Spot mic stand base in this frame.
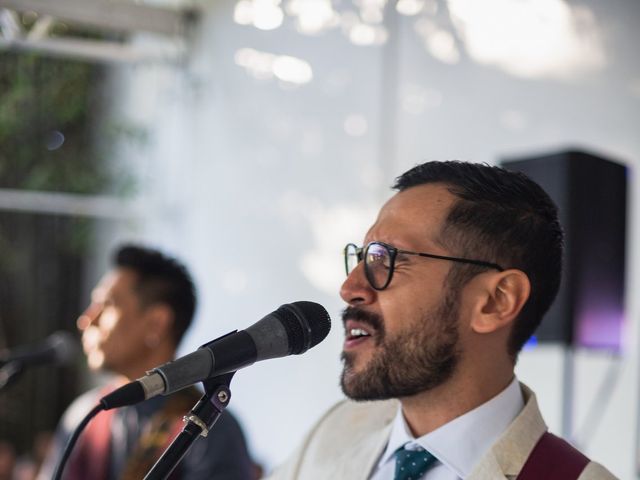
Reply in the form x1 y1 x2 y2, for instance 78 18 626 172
143 372 235 480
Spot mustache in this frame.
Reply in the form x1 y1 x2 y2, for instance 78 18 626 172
341 306 384 333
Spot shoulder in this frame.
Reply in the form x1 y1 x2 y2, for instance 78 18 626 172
203 409 250 446
487 384 618 480
579 462 619 480
310 398 398 438
287 397 398 455
488 383 548 462
266 398 398 480
513 386 618 479
35 386 105 480
58 386 104 434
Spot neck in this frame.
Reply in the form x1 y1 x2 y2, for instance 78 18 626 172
399 362 515 437
118 343 176 381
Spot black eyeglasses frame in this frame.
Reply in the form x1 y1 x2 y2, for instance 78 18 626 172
344 241 504 291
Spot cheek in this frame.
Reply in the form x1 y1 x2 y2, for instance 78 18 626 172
99 311 119 333
379 288 444 334
82 326 102 351
383 281 427 305
378 295 415 334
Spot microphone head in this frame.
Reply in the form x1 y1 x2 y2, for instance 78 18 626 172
273 301 331 354
1 331 80 367
245 301 332 361
46 331 80 366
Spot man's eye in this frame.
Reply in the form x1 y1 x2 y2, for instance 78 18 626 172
368 254 387 264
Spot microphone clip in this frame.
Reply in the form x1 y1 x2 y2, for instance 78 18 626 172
143 372 236 480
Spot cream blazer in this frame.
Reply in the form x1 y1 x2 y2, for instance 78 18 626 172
266 385 616 480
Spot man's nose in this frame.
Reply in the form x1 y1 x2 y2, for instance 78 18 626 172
340 262 376 306
76 302 102 331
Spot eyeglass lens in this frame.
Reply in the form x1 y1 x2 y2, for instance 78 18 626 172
344 244 360 276
364 242 392 289
344 242 394 290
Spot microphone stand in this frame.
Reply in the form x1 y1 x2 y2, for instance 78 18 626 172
143 372 236 480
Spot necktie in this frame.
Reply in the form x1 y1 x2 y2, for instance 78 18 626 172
393 444 437 480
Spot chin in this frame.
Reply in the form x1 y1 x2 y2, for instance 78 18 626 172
339 368 373 400
86 352 105 371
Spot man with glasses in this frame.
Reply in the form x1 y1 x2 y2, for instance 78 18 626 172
268 161 615 479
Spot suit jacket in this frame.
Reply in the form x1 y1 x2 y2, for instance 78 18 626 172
267 384 616 480
38 385 254 480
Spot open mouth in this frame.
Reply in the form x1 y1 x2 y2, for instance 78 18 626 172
347 327 371 340
344 321 375 349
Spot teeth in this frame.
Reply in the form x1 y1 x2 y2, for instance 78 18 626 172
349 328 370 337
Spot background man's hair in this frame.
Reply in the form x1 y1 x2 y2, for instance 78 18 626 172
394 160 564 358
114 244 196 346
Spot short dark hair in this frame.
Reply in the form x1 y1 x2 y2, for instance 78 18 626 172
114 244 196 346
394 161 563 358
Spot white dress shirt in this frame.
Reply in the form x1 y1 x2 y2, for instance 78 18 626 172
369 377 524 480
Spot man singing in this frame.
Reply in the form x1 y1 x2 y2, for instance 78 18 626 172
269 161 616 479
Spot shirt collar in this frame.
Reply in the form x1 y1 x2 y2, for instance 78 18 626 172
377 377 524 477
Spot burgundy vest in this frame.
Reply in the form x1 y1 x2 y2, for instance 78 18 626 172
517 432 590 480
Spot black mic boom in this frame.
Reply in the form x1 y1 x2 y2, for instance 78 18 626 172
0 331 78 368
0 331 79 390
101 301 331 409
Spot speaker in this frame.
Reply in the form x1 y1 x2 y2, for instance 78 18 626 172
501 150 627 351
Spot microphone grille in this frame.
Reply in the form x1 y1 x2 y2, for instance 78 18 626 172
47 331 80 366
275 301 331 354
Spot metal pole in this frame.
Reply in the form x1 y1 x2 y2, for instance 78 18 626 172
561 346 574 443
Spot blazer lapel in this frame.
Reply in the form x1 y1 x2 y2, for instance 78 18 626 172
467 453 510 480
468 384 547 480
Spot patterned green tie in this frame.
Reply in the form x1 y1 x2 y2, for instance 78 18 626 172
393 444 437 480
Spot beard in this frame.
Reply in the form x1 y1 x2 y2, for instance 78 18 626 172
340 284 461 401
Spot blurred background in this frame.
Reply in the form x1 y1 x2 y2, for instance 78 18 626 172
0 0 639 478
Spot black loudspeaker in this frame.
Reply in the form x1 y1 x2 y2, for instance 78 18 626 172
501 150 627 351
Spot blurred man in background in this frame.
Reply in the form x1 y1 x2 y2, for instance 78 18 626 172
39 244 254 480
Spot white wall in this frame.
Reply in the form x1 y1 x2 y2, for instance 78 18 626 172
100 0 640 477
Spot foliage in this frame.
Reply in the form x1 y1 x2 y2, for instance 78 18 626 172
0 50 135 195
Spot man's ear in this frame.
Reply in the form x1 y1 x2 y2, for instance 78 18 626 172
470 269 531 334
142 304 174 347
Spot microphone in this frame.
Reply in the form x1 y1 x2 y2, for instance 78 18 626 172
0 331 79 390
101 301 331 409
0 331 79 368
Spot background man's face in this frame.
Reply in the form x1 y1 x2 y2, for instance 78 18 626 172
340 184 465 400
77 268 152 377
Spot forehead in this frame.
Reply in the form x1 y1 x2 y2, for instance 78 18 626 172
366 183 456 248
91 268 138 302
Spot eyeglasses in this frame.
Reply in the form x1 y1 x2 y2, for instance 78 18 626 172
344 241 504 291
